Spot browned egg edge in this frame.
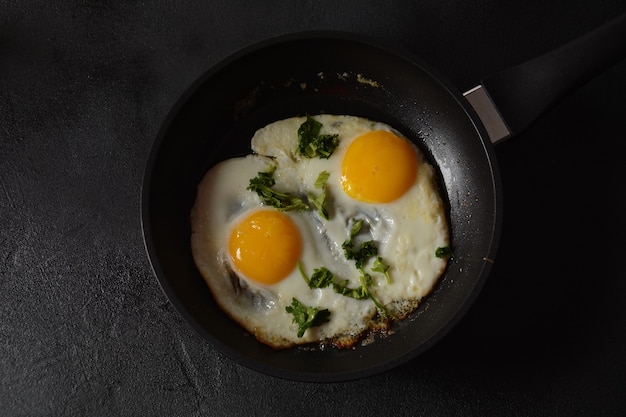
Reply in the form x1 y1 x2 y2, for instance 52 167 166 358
208 261 445 351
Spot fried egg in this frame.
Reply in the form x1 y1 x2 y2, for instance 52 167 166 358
190 115 450 349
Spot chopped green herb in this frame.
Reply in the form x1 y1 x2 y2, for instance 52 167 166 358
299 263 368 299
349 219 364 237
297 115 339 159
297 261 310 285
285 298 331 337
249 165 276 187
308 267 335 289
247 167 309 211
299 263 390 317
435 246 454 259
307 191 329 220
359 271 373 288
332 279 369 300
343 239 378 270
357 271 389 317
342 218 379 269
307 171 331 220
314 171 330 189
372 256 391 283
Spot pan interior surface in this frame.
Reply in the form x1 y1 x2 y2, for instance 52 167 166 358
141 32 502 382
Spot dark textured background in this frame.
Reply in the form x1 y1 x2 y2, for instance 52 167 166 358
2 1 625 416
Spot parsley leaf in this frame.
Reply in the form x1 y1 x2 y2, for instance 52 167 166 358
307 191 329 220
308 267 335 289
435 246 454 259
343 239 378 270
332 279 369 300
372 256 391 283
342 220 389 273
297 115 339 159
285 297 331 337
247 166 309 211
349 219 364 237
314 170 330 189
299 263 389 316
356 271 389 317
299 263 367 298
307 171 331 220
342 219 379 269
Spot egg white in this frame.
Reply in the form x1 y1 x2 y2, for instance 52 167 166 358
191 114 450 349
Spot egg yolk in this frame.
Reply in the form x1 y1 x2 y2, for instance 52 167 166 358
228 209 302 285
340 130 418 203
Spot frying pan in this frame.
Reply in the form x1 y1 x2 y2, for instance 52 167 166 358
141 14 626 382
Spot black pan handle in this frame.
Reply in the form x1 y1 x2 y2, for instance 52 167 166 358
464 13 626 144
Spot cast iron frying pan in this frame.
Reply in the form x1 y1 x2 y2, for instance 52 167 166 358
142 15 626 382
